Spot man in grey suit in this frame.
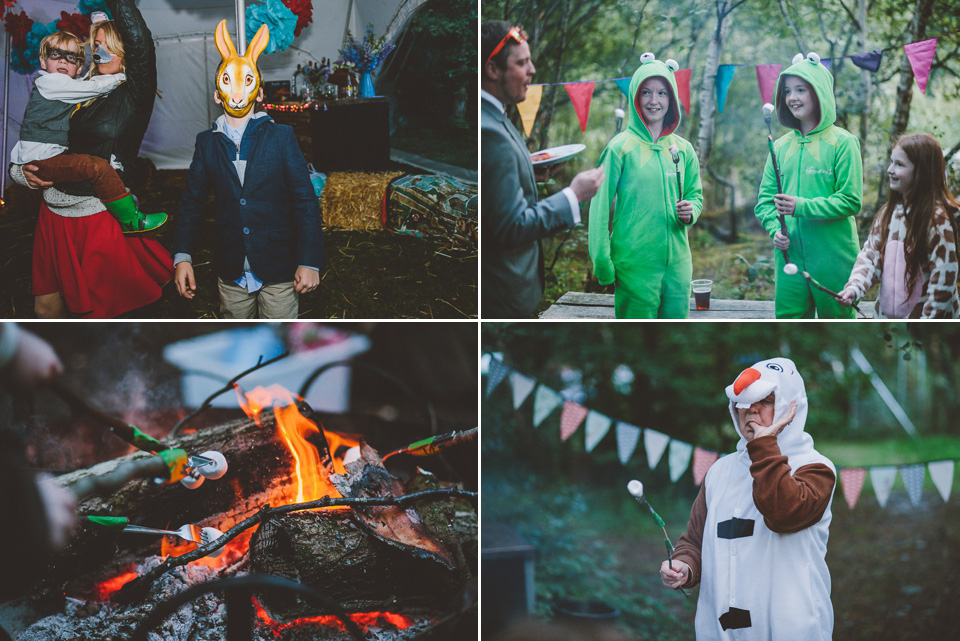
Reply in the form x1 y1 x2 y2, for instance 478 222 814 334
481 21 604 318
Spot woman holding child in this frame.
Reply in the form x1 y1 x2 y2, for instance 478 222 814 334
15 0 172 318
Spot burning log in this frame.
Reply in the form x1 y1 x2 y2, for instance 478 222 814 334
250 445 476 618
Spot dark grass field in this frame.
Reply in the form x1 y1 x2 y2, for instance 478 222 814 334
0 169 477 319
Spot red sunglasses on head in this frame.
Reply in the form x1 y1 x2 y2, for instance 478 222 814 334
486 26 527 62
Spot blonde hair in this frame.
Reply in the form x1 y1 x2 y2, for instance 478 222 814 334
87 20 126 76
38 31 85 65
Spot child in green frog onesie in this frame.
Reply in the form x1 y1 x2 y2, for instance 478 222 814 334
755 52 863 318
588 53 703 318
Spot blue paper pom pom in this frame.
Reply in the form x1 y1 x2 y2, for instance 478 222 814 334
14 20 58 74
246 0 297 54
77 0 113 20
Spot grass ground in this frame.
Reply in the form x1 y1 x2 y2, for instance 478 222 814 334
484 435 960 640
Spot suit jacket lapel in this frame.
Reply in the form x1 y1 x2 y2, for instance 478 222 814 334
490 105 536 189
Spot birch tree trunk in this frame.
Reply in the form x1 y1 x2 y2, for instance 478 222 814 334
694 0 741 168
879 0 936 203
857 0 871 161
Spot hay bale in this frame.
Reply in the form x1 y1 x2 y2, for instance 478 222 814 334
321 171 404 231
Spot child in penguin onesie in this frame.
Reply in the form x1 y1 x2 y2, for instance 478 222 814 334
755 53 863 319
588 53 703 318
662 357 837 640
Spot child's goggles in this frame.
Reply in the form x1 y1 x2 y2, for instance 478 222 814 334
47 48 83 65
486 26 527 62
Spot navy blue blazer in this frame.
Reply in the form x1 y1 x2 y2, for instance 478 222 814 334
173 114 324 283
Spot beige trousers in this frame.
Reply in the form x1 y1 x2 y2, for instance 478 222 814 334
217 277 299 319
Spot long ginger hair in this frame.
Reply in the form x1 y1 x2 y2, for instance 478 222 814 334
874 133 960 291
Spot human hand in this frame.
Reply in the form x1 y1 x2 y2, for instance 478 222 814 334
838 287 858 307
174 262 196 299
22 164 53 189
676 200 693 224
773 230 790 250
4 328 63 388
660 559 690 589
534 160 567 183
36 474 77 550
753 400 798 440
774 194 796 216
569 167 605 202
294 267 320 294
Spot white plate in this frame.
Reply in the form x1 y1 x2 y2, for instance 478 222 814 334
530 143 586 166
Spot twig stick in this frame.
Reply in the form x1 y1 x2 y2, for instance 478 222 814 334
169 351 291 437
115 488 478 603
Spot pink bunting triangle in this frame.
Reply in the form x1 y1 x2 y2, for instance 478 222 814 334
904 37 937 95
674 68 692 115
564 82 595 132
559 401 589 442
756 64 782 105
839 468 867 510
692 447 719 486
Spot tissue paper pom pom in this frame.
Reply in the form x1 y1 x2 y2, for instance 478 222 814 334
25 19 57 56
77 0 111 19
807 52 821 64
56 11 92 39
665 58 679 72
4 10 33 48
246 0 297 53
282 0 313 38
10 42 39 74
792 53 804 65
640 52 655 64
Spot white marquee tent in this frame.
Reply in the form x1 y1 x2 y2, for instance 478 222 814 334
1 0 421 180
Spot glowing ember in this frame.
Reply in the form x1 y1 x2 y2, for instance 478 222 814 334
92 569 138 601
252 597 415 635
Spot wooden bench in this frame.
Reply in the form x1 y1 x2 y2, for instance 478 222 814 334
540 292 874 319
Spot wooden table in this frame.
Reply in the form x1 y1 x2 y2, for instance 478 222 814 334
540 292 874 319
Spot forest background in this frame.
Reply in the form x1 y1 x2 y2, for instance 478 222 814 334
481 0 960 311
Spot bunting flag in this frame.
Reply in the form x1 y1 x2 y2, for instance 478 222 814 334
510 371 537 409
839 468 867 510
904 37 937 94
692 447 719 486
584 411 613 452
821 59 832 71
564 82 596 132
486 358 510 397
851 50 883 72
644 428 670 470
756 63 782 105
900 464 925 507
674 68 692 115
516 84 544 137
668 439 694 482
616 422 642 465
533 385 563 427
560 401 589 441
614 77 631 97
928 460 954 502
714 64 736 113
870 466 898 508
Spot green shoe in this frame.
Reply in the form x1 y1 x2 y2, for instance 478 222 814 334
103 192 168 234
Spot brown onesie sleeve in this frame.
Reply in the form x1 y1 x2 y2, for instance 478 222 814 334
672 483 706 589
747 434 836 534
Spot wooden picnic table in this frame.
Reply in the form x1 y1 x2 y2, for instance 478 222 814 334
539 292 874 319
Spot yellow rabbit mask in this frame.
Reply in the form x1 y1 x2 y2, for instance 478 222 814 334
214 19 269 118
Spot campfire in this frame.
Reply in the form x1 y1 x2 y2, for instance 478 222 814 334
12 380 477 641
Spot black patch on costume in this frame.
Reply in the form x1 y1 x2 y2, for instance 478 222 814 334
719 607 752 630
717 517 755 540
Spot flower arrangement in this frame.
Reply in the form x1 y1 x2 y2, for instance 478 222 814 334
298 57 332 92
336 24 395 73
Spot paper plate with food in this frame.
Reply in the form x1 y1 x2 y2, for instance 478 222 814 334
530 143 586 166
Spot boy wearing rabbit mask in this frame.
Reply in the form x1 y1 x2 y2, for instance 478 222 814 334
172 20 323 318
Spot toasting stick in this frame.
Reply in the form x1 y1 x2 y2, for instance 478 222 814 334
628 480 690 597
382 427 478 462
668 144 683 201
800 270 862 315
762 103 798 276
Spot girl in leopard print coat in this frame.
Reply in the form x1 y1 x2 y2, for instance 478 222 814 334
839 133 959 318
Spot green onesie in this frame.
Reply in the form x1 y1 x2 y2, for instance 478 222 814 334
588 56 703 318
755 53 863 319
